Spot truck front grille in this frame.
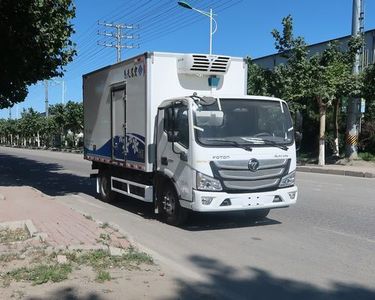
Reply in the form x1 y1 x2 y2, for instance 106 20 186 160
211 159 290 192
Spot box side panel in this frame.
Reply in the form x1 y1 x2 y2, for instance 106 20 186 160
83 56 147 168
83 68 113 159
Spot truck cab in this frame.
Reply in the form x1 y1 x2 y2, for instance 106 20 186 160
154 94 297 225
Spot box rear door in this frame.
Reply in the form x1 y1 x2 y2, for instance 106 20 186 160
111 85 126 161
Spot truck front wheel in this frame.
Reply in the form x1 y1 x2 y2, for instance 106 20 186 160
98 171 116 203
157 183 188 226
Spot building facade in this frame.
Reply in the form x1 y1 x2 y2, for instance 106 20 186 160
253 29 375 71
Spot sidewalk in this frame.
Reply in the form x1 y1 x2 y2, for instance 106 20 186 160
0 186 129 250
297 159 375 178
0 186 175 300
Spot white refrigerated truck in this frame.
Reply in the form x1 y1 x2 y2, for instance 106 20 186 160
83 52 298 225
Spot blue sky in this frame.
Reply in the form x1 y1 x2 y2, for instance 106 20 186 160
2 0 375 119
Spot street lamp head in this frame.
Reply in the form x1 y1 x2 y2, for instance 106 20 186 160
177 1 216 55
178 1 192 9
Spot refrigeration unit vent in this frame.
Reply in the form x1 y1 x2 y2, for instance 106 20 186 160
177 54 231 75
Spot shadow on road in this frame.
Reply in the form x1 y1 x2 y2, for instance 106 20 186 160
111 195 281 231
110 194 156 220
0 152 281 230
0 153 96 197
171 255 375 300
27 287 103 300
182 211 281 231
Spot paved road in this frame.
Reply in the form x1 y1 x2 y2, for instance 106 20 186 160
1 146 374 300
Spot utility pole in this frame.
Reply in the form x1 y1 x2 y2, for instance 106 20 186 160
8 107 11 120
61 80 65 104
44 80 49 117
345 0 364 159
97 21 139 62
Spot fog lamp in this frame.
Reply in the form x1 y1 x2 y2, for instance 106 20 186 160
288 192 296 200
201 196 215 205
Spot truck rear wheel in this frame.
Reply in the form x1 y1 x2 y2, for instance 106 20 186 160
157 183 188 226
98 171 116 203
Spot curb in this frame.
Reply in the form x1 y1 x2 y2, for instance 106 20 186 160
297 166 375 178
0 219 45 240
0 145 83 155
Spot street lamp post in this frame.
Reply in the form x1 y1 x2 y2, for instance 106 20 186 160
177 1 217 55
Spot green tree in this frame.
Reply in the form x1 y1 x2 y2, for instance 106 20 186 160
247 58 273 96
362 63 375 103
49 103 67 146
271 15 295 55
0 119 20 145
40 116 59 147
0 119 7 144
306 44 347 165
18 108 43 146
65 101 83 147
263 15 362 165
270 15 310 111
0 0 76 108
248 15 310 112
359 63 375 153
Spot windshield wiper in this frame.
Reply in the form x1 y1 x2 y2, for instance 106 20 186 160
261 139 289 151
205 139 253 152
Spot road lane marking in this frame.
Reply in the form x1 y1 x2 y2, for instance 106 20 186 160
314 226 375 244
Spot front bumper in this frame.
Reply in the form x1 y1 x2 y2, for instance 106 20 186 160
187 186 297 212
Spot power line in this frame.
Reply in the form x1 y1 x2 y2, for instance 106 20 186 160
66 0 241 78
69 0 214 69
133 0 239 46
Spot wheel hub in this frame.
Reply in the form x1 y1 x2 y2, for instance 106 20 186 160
163 192 175 215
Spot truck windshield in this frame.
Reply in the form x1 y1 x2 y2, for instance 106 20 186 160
194 98 294 147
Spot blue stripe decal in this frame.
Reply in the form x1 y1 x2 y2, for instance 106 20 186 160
84 139 112 157
126 133 145 163
84 133 145 163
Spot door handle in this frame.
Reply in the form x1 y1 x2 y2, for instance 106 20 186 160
161 157 168 166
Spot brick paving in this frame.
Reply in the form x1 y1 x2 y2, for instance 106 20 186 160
0 186 130 249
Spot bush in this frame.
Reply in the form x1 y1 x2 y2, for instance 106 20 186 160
359 120 375 154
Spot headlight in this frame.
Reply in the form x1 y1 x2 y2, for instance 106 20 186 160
279 171 296 188
196 172 222 191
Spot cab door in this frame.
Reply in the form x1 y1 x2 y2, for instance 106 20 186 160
156 102 193 201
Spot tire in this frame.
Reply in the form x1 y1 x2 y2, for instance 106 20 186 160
98 170 116 203
157 182 188 226
246 208 270 220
